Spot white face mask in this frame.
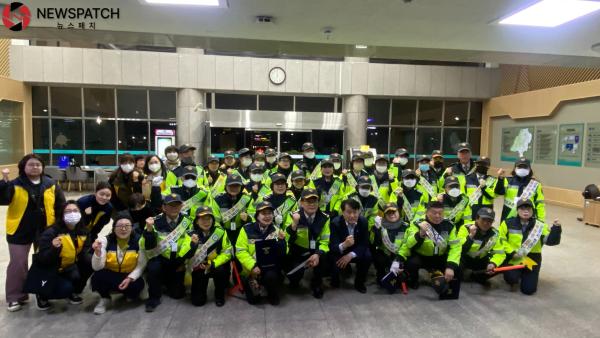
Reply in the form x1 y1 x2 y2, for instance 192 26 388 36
166 152 178 161
120 163 134 173
266 156 277 164
353 163 364 172
333 162 341 170
376 164 388 174
304 151 315 159
448 188 461 198
397 157 408 166
241 158 252 167
515 168 530 177
64 211 81 225
149 163 161 173
364 159 374 167
358 188 371 197
251 173 263 182
403 179 417 188
183 179 197 188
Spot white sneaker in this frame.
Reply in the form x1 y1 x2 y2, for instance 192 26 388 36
93 298 110 315
7 302 22 312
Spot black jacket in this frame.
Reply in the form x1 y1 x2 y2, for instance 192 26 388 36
329 215 370 259
37 222 91 269
76 194 113 241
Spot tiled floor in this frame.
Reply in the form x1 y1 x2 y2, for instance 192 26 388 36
0 193 596 337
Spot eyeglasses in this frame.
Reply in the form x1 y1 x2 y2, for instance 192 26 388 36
115 224 132 230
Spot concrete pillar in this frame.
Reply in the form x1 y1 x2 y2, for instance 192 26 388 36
176 88 207 162
343 57 369 149
343 95 368 148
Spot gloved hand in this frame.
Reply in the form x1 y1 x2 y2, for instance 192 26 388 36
152 176 164 187
390 261 400 275
275 215 283 225
374 216 382 229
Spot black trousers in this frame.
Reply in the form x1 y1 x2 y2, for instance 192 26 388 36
91 269 144 299
503 254 542 295
405 254 462 284
461 256 494 284
285 246 326 289
243 269 281 305
40 261 93 300
330 250 372 286
373 249 395 282
146 256 185 303
190 264 228 306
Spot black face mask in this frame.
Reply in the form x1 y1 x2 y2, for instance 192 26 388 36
475 166 488 175
434 161 444 169
181 157 194 166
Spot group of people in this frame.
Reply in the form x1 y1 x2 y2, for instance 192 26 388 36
1 141 562 314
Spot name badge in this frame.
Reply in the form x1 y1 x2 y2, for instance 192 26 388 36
230 223 236 231
309 240 316 250
170 241 177 252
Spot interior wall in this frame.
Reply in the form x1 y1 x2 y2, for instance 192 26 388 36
483 78 600 209
0 76 31 180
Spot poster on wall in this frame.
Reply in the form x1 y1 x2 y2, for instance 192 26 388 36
534 125 557 164
585 122 600 168
501 126 534 162
557 123 584 167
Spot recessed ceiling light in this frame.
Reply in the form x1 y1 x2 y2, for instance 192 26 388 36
499 0 600 27
355 44 368 49
143 0 227 7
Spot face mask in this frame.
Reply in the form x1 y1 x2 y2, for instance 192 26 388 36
358 188 371 197
476 166 488 175
353 163 364 171
448 188 461 198
333 162 341 170
181 157 195 166
166 152 178 161
304 151 315 159
364 159 374 167
120 163 134 173
403 179 417 188
419 164 430 172
376 164 388 174
149 163 161 173
434 161 444 168
251 173 263 182
255 161 265 167
266 156 277 164
183 179 197 188
241 158 252 167
64 211 81 225
397 157 408 166
515 168 530 177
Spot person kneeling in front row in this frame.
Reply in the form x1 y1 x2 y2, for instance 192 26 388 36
90 211 146 314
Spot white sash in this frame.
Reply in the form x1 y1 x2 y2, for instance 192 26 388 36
424 223 447 252
516 220 544 258
146 217 192 259
467 233 498 258
320 179 342 208
447 196 469 221
505 179 539 209
222 195 252 223
419 176 437 198
187 230 224 271
468 176 496 205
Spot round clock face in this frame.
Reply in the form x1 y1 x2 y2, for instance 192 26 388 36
269 67 286 85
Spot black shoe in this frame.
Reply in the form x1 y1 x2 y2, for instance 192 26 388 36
192 298 207 307
268 294 280 306
408 279 419 290
145 298 161 312
215 299 225 307
354 283 367 294
312 287 324 299
330 278 340 288
68 294 83 305
36 295 51 311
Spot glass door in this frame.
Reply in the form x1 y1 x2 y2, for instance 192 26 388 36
245 130 278 153
280 131 311 157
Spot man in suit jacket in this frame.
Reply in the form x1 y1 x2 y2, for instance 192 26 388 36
329 198 372 293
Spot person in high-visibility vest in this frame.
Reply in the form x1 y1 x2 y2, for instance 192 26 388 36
498 199 561 295
497 157 546 222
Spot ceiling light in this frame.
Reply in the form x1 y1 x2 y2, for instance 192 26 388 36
96 116 102 124
355 44 368 49
499 0 600 27
143 0 226 7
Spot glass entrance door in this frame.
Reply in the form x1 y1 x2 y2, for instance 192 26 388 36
245 130 278 153
280 131 311 157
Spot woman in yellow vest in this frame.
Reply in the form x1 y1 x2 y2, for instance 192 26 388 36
0 154 65 312
91 211 146 314
32 201 91 310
